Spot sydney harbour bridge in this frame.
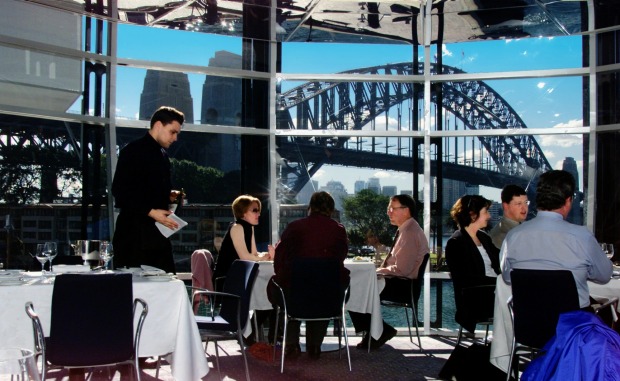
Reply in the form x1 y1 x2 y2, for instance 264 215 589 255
275 62 551 196
0 62 552 203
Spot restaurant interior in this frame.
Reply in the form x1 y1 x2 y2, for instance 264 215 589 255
1 0 620 380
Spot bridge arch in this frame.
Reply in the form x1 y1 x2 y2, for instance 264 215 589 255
276 63 552 195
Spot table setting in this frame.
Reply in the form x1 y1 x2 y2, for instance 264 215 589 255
0 255 208 381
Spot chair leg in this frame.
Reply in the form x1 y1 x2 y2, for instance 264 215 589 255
280 316 288 373
237 330 251 381
411 304 422 350
403 307 413 343
272 306 280 363
456 326 464 347
213 340 222 381
341 311 352 372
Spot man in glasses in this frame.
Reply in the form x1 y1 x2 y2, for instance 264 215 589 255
350 194 429 350
490 184 529 249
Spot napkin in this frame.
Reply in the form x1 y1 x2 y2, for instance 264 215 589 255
155 213 188 238
140 265 167 276
54 265 91 273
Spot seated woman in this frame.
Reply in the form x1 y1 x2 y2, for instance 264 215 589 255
213 194 275 343
213 194 274 284
445 195 500 335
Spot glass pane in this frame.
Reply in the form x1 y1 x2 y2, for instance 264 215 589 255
0 113 109 267
281 43 421 74
116 66 247 126
440 36 584 73
277 79 425 133
432 76 585 131
118 23 243 66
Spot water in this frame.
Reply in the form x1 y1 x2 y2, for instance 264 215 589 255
378 279 458 331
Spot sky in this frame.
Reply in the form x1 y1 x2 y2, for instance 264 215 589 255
105 24 585 203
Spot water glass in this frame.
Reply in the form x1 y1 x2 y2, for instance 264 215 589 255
99 241 114 270
0 347 41 381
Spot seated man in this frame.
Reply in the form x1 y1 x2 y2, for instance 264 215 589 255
349 194 429 350
268 191 350 360
501 170 612 309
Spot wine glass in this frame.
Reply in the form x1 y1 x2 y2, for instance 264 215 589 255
607 244 615 260
33 244 48 274
601 243 611 259
99 241 113 270
43 242 57 273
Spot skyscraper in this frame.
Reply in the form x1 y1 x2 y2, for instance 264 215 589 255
139 70 194 122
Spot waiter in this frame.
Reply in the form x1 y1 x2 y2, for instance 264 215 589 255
112 106 184 273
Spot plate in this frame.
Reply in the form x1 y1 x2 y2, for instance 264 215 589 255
0 279 24 286
145 275 175 282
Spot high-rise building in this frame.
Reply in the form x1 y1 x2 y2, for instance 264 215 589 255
200 51 243 173
382 185 397 197
139 70 194 122
367 177 381 194
354 180 366 194
320 180 348 211
562 156 583 225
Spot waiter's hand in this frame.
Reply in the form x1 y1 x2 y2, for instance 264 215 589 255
148 209 179 229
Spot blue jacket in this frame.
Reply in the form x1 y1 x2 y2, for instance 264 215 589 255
523 311 620 381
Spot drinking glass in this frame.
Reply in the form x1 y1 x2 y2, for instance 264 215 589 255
33 244 48 274
43 242 57 273
607 244 615 260
0 347 41 381
99 241 114 270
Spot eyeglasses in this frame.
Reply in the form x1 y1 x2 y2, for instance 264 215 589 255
250 208 260 213
387 206 407 213
509 201 530 207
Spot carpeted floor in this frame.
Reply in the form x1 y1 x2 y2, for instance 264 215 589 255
38 334 474 381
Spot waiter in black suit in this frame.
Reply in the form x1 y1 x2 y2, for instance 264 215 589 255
111 106 184 273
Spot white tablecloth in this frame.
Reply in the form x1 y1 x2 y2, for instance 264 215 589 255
0 271 209 381
489 274 620 373
247 260 385 340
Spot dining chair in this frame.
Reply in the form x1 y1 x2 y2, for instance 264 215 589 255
24 273 148 381
380 253 429 350
506 269 580 381
191 249 215 314
271 257 351 373
191 259 259 381
454 284 496 347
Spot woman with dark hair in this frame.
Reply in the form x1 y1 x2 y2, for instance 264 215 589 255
445 195 500 334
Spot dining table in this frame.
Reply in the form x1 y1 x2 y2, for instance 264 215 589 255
246 259 386 340
489 268 620 373
0 269 209 381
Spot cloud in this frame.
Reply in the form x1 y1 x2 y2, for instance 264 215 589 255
373 171 391 179
537 82 545 89
442 44 453 57
539 119 583 148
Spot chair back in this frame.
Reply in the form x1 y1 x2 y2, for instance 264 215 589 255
511 269 580 349
47 273 134 366
288 257 345 319
411 253 430 304
219 260 259 331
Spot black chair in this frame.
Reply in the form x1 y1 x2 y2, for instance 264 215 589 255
24 273 148 381
454 284 496 347
192 259 259 381
271 257 351 373
380 253 429 349
506 269 581 381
